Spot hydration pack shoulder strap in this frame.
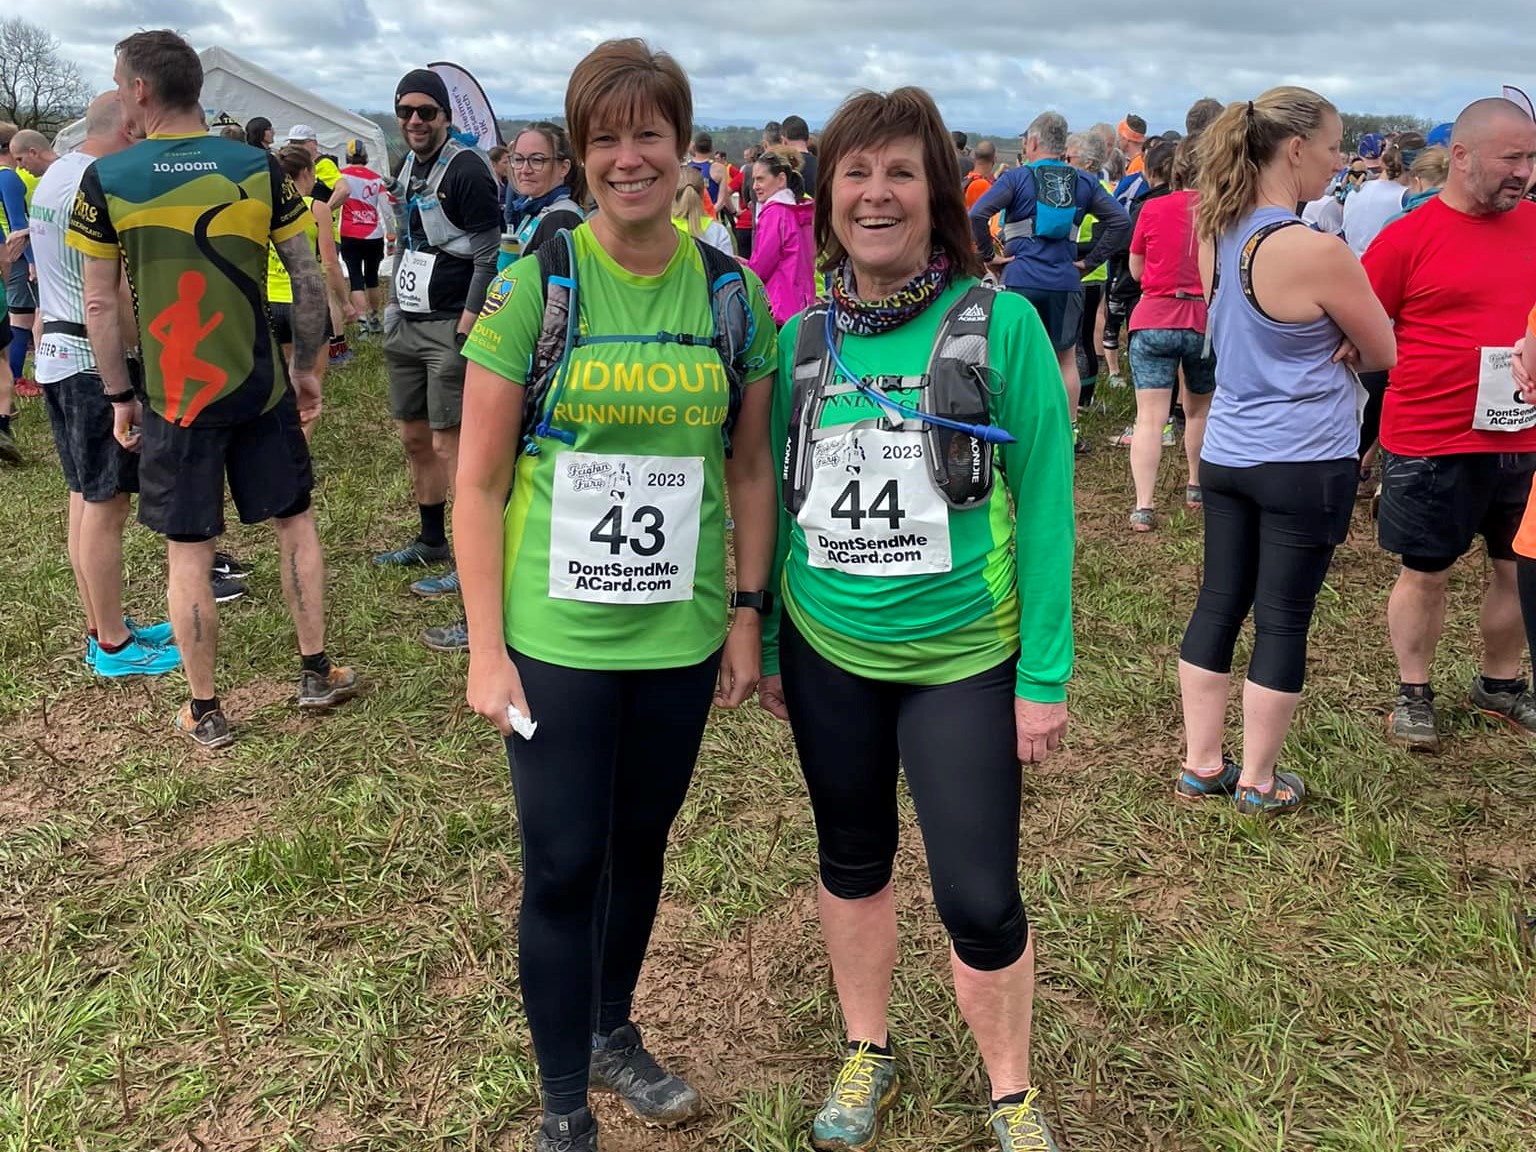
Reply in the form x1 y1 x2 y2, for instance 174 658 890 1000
521 231 751 457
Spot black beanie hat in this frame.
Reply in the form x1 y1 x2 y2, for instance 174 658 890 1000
396 69 451 120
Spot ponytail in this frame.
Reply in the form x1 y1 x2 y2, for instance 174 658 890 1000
1196 86 1336 239
759 146 805 200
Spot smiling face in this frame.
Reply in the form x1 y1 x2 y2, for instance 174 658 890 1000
396 95 448 158
512 128 570 198
829 135 931 293
583 110 679 231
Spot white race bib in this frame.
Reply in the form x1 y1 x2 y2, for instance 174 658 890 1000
394 249 436 313
1472 346 1536 432
797 427 952 576
549 453 704 604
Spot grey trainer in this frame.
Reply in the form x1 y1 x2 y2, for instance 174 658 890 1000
589 1022 702 1127
1468 677 1536 736
1387 691 1439 752
533 1106 598 1152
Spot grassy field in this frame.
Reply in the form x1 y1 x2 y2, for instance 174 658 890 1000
1 346 1532 1151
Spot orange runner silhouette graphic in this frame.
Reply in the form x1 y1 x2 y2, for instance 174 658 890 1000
149 270 228 425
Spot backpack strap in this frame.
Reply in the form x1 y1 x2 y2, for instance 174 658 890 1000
693 236 756 457
920 284 999 509
783 302 837 514
521 228 580 455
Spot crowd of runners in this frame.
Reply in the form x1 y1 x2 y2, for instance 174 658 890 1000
6 24 1536 1152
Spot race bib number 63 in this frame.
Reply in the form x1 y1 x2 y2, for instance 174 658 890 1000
549 453 703 603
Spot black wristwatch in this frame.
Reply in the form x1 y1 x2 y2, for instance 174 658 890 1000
105 388 136 404
453 330 468 348
730 590 774 614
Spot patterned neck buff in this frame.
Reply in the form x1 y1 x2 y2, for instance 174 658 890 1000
829 248 954 336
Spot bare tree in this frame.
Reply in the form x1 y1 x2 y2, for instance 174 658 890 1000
0 18 91 133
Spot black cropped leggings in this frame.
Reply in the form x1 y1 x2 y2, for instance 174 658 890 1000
1180 458 1356 693
779 617 1029 971
506 645 721 1114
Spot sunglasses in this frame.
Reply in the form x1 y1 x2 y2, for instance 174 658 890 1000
395 104 441 123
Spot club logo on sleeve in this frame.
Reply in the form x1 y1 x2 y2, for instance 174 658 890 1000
480 271 516 317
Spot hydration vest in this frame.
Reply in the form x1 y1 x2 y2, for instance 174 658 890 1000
519 228 757 458
392 137 495 260
784 285 1001 514
500 197 585 273
1002 159 1079 245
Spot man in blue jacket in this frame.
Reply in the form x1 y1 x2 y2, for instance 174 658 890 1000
971 110 1129 437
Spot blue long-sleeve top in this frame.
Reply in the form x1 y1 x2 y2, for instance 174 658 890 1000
970 163 1129 293
0 168 30 266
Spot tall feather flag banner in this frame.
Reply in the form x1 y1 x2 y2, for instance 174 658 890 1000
431 61 501 151
1502 85 1535 121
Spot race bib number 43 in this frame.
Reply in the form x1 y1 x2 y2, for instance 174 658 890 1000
549 453 703 603
798 428 952 576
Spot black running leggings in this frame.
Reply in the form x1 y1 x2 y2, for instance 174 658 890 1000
1357 370 1389 462
779 617 1029 971
1180 458 1356 693
506 646 721 1114
1079 282 1103 403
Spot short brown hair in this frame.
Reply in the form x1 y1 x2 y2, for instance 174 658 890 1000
115 30 203 113
812 87 983 280
0 122 17 150
565 38 691 163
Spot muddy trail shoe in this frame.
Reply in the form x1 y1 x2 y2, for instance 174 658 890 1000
421 621 469 652
813 1042 900 1151
1233 770 1306 817
298 666 360 709
1387 691 1439 752
0 423 21 464
1468 677 1536 736
534 1106 598 1152
589 1022 702 1127
175 703 234 749
1175 756 1241 803
989 1089 1061 1151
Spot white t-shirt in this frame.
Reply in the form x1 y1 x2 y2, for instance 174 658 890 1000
30 150 96 384
1343 178 1409 257
1301 195 1344 236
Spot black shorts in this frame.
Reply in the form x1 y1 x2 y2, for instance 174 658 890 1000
42 371 139 500
1377 450 1536 571
1013 287 1084 352
339 236 385 291
0 321 11 350
137 388 313 541
7 260 35 314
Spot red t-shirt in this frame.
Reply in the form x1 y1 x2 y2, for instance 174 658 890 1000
1365 196 1536 456
1128 190 1206 333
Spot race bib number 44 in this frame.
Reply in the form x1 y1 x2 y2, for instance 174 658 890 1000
549 453 704 603
394 249 436 312
798 428 952 576
1473 347 1536 432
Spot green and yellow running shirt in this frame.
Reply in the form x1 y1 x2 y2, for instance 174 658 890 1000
463 224 777 671
68 133 309 427
266 197 319 305
762 278 1075 702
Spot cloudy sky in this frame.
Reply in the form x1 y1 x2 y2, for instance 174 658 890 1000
46 2 1533 135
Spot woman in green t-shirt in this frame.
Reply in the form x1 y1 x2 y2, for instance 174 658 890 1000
757 87 1074 1152
453 38 778 1152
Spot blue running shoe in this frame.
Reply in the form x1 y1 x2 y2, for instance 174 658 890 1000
95 636 181 678
410 569 461 598
125 616 175 647
1174 756 1241 803
85 635 99 668
374 538 451 567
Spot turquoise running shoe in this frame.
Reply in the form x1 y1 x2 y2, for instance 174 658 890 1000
95 636 180 678
812 1042 900 1151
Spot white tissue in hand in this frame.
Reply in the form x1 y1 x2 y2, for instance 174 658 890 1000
506 704 538 740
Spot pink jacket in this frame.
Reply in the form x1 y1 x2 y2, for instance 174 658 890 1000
747 190 816 325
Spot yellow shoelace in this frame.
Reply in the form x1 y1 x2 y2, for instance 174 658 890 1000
989 1087 1049 1150
831 1042 894 1108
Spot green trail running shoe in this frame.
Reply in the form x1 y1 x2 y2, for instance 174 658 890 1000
589 1022 702 1127
812 1042 900 1151
989 1088 1061 1152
